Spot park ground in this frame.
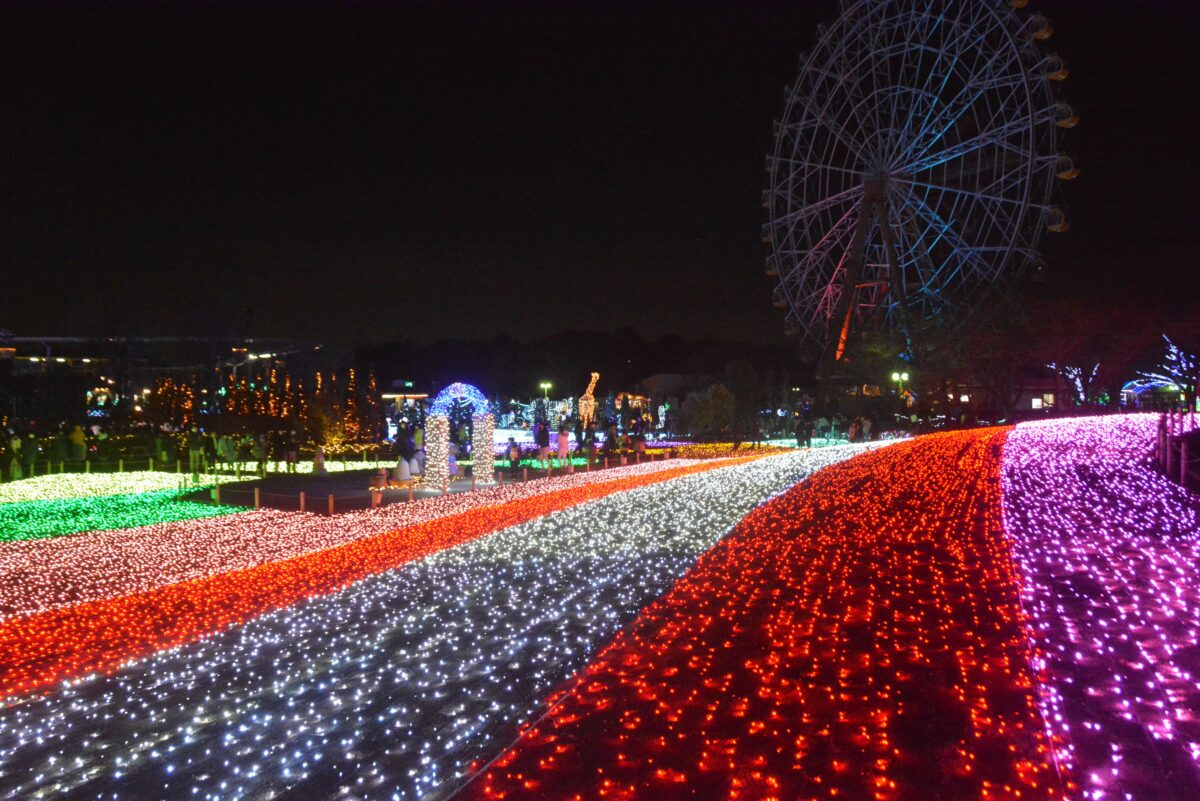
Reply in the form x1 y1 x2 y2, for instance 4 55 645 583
0 414 1196 801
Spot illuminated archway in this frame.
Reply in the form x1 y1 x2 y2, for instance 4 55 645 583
426 382 495 486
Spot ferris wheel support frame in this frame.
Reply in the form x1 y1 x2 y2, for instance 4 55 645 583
822 178 913 382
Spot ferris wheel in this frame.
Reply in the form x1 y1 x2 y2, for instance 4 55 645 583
763 0 1076 363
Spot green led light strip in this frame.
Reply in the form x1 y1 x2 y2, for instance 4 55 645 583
0 489 245 543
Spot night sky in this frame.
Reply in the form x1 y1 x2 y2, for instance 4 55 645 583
2 1 1196 346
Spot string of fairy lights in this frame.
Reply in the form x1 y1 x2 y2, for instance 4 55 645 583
1002 414 1200 800
0 459 705 621
0 447 871 801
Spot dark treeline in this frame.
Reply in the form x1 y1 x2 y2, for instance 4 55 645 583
356 330 810 398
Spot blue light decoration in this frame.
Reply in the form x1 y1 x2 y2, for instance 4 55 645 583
1121 378 1177 396
1046 362 1099 406
1138 335 1200 401
429 382 489 417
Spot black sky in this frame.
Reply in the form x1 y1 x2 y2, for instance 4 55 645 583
2 1 1197 345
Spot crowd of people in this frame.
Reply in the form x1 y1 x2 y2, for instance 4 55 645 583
174 427 304 477
1 422 91 480
391 422 427 481
506 417 650 469
387 416 654 483
1 403 880 485
793 413 879 448
0 420 317 481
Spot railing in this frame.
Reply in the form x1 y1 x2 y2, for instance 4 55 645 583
201 450 678 515
1155 410 1199 490
0 452 396 482
1 455 161 480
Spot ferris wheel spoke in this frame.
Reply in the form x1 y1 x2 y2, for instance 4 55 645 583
903 193 1003 285
824 16 882 163
778 206 860 295
801 28 878 164
902 138 1032 187
894 176 1047 213
800 91 873 167
806 61 875 138
859 5 892 163
882 199 936 296
896 16 990 162
772 156 862 179
902 70 1046 176
886 13 944 162
775 184 863 225
901 184 1020 256
904 75 1029 172
903 19 1027 165
795 205 860 268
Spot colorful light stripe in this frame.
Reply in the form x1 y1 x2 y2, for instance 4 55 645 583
1002 415 1200 800
0 489 242 543
0 447 873 800
0 471 200 505
5 416 1194 801
0 459 706 620
471 428 1063 800
0 456 762 699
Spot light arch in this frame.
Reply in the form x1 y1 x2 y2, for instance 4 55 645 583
426 382 494 486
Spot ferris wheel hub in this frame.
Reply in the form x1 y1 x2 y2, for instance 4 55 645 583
861 177 888 200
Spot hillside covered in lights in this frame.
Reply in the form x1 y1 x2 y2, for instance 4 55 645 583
0 415 1196 800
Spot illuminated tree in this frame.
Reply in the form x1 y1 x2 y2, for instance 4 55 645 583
1139 335 1200 409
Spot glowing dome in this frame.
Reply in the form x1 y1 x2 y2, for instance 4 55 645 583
430 382 490 416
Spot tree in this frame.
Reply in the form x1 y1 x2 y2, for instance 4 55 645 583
1029 296 1162 410
681 384 735 438
1139 335 1200 409
724 360 762 433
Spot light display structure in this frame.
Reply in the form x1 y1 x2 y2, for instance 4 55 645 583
427 382 494 487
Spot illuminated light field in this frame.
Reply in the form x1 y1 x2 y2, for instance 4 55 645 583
1002 415 1200 800
655 442 796 459
0 471 200 505
0 489 242 542
0 447 873 801
1 416 1196 801
0 456 761 698
0 459 707 620
472 428 1064 800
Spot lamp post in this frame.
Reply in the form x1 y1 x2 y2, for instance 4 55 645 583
539 381 552 400
891 371 910 415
